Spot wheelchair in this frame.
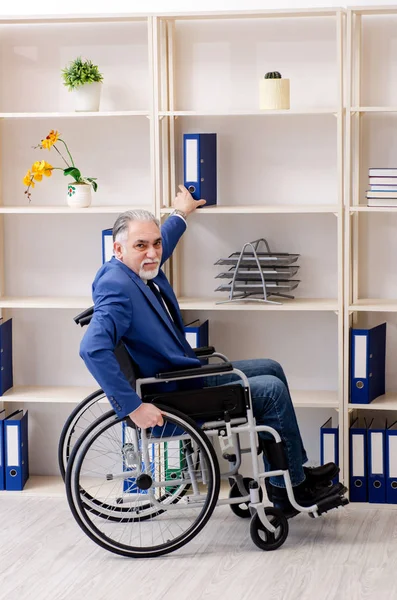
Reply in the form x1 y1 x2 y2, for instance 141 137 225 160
60 307 349 559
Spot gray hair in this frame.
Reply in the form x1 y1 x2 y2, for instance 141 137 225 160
113 209 160 243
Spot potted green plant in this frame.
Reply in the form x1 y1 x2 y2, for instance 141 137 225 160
62 56 104 112
259 71 290 110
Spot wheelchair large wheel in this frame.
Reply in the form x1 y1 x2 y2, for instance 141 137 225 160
59 392 194 520
65 405 220 558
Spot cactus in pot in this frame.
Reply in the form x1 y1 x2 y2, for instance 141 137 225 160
260 70 290 110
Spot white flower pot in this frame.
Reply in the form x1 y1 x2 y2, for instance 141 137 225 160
67 183 92 208
259 79 290 110
73 82 102 112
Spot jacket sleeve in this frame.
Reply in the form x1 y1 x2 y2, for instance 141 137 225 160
160 214 187 265
79 276 142 419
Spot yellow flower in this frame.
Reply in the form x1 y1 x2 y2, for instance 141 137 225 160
41 130 60 150
32 160 53 177
23 170 32 186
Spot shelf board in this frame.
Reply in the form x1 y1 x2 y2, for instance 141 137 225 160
291 390 338 409
159 8 341 19
0 296 92 309
349 393 397 411
0 385 337 408
1 386 101 404
352 7 397 16
0 14 148 25
159 109 338 117
349 206 397 213
0 111 149 119
349 299 397 312
0 205 151 214
0 476 65 497
179 297 339 311
351 107 397 113
161 205 340 215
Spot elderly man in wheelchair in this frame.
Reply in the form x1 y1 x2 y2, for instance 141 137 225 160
61 191 348 558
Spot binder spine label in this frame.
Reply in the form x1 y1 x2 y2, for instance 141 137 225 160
354 335 367 378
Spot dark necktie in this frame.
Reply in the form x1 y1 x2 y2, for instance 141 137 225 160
147 280 196 359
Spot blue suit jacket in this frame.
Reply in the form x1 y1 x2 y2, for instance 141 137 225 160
80 215 200 418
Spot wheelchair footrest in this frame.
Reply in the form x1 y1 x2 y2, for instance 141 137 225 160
312 492 349 517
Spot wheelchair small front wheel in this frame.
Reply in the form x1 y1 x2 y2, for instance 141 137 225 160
229 478 263 519
250 507 288 551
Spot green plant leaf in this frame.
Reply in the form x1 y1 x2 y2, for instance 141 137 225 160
64 167 81 181
61 56 104 90
86 178 98 192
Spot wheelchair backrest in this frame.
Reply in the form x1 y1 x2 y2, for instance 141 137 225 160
74 306 139 390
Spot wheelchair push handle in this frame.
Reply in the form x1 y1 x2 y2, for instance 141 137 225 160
74 306 94 327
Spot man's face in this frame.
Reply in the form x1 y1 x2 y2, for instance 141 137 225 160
114 220 162 280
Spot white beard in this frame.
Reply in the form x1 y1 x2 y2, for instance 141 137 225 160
139 262 160 280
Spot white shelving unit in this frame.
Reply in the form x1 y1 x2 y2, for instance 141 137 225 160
0 8 345 496
345 7 397 500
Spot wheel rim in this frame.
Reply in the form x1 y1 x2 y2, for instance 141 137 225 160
66 407 220 557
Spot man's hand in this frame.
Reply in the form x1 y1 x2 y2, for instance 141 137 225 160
174 184 206 217
128 403 164 429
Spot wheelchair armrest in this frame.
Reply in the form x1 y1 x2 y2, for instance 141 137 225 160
155 362 233 380
194 346 216 358
74 306 94 327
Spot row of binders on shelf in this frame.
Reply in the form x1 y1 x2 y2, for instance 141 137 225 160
214 238 301 304
350 416 397 504
0 409 29 491
366 168 397 207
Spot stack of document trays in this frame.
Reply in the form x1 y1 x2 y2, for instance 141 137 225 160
214 238 300 305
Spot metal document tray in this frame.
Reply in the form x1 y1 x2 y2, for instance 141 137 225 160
215 266 299 281
215 280 300 294
215 252 300 267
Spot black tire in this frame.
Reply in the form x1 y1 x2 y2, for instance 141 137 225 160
229 477 263 519
65 405 220 558
250 507 289 551
58 389 106 480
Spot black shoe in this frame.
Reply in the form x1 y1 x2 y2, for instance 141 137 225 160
270 480 347 519
303 463 340 488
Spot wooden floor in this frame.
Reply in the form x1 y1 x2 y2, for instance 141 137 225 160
1 495 397 600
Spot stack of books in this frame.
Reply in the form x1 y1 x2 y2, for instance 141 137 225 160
366 168 397 207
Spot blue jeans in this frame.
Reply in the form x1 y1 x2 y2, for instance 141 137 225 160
206 359 308 487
